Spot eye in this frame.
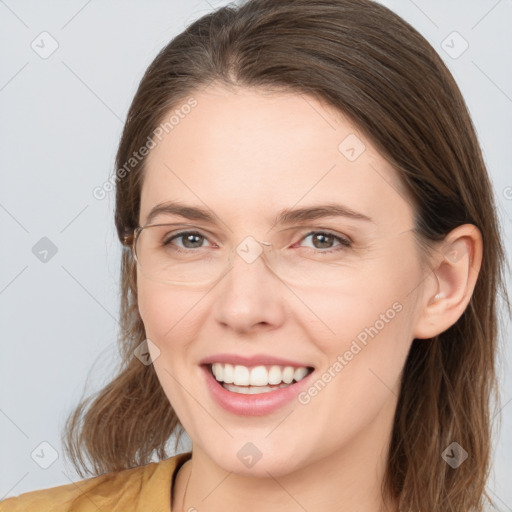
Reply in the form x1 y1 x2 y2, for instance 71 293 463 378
160 228 352 254
298 231 352 253
164 231 211 251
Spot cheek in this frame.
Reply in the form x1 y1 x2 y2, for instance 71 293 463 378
301 251 420 403
136 280 201 415
298 294 415 447
313 293 412 398
303 254 418 348
137 278 198 341
137 283 168 338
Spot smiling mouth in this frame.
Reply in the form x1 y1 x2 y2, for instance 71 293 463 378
207 363 314 394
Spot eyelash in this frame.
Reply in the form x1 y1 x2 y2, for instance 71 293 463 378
164 230 352 254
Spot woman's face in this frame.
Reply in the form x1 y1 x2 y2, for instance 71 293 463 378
136 85 433 477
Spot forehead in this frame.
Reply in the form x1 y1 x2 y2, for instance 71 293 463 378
139 85 413 232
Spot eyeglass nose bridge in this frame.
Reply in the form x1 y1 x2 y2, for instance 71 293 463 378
233 236 276 266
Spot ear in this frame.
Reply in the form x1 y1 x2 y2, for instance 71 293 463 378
412 224 483 340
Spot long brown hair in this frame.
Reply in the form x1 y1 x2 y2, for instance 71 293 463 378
63 1 510 510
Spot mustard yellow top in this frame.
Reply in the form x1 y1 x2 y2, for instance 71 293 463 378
0 452 192 512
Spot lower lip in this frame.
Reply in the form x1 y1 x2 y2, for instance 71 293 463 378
201 365 314 416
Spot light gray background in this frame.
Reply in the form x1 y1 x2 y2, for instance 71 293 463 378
1 0 511 508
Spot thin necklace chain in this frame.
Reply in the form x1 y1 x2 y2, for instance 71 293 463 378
180 461 192 512
178 460 401 511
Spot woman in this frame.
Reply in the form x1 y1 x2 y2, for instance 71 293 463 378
1 0 509 511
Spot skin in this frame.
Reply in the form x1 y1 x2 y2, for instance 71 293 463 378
136 84 482 512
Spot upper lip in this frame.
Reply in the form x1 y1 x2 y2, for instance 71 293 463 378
200 353 314 369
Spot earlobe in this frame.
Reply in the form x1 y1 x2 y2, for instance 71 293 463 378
412 225 483 340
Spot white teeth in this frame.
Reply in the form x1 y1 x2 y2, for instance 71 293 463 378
294 367 308 381
250 366 268 386
282 366 294 384
268 365 282 385
211 363 222 381
234 365 250 385
210 363 311 387
223 363 234 384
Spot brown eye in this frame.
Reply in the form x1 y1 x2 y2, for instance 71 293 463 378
299 231 352 253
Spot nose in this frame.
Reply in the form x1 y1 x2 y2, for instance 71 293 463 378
211 242 286 334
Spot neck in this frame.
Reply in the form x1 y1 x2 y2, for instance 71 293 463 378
172 406 399 512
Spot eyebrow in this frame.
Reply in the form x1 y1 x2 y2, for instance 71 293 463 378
144 200 374 226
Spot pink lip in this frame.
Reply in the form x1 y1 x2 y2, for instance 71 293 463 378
200 364 315 416
200 353 313 368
